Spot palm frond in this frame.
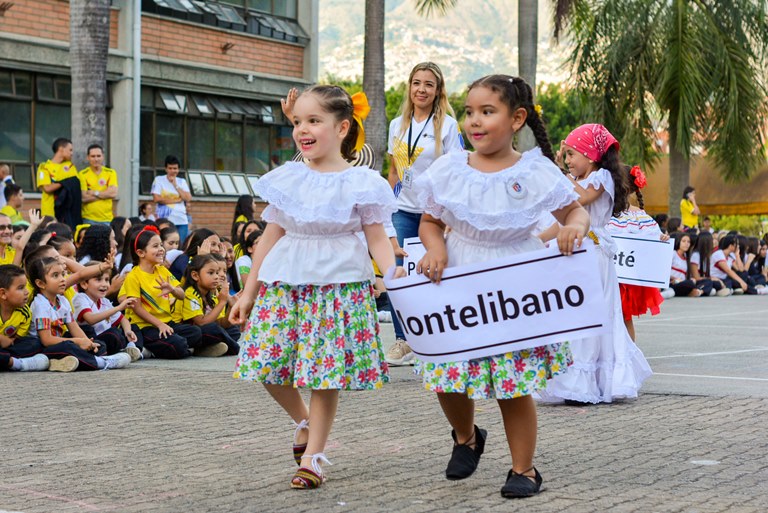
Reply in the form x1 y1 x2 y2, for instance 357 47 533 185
413 0 458 18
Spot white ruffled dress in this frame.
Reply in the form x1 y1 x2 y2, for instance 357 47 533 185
233 162 397 390
412 149 577 400
539 169 653 403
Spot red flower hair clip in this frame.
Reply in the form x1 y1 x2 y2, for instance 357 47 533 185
630 165 647 189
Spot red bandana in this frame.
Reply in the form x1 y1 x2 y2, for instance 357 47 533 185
564 123 620 162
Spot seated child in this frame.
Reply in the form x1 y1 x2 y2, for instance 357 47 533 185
28 256 132 371
176 254 237 356
0 264 49 371
73 262 142 361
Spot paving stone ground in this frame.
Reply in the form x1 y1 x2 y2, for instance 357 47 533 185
2 296 767 512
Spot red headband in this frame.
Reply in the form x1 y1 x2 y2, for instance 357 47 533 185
134 225 160 253
564 123 620 163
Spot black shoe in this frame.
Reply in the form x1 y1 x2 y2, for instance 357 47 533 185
500 467 543 498
445 425 486 480
564 399 592 406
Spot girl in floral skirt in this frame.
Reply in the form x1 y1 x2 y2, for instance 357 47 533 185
229 85 404 490
414 75 590 498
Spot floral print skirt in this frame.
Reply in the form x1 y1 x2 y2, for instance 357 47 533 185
416 343 573 400
234 281 388 390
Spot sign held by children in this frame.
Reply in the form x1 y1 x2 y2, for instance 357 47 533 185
384 242 610 363
612 233 674 287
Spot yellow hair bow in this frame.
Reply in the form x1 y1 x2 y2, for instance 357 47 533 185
350 91 370 152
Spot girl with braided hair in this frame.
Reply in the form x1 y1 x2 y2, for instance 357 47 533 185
414 74 590 498
540 126 652 405
606 165 668 341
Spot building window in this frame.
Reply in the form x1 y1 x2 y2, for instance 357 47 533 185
143 0 307 45
0 70 81 192
139 86 293 196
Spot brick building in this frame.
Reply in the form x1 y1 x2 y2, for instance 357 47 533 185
0 0 318 235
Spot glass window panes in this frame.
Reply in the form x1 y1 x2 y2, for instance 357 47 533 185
245 124 270 174
192 95 213 116
246 0 271 12
231 174 250 194
188 171 206 195
54 78 71 101
187 118 214 170
15 73 32 97
0 101 31 161
203 173 224 194
218 173 238 195
0 71 12 95
216 121 242 171
13 164 33 192
140 111 153 166
37 76 54 100
159 90 181 111
208 97 233 114
247 175 261 197
140 169 155 195
155 114 184 167
34 104 70 163
271 126 294 167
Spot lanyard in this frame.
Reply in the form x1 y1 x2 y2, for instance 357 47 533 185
407 113 433 165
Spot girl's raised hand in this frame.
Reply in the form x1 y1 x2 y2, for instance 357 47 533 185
157 323 174 339
417 249 448 284
198 238 213 256
119 297 137 310
557 225 583 256
155 276 175 295
27 209 42 228
280 87 298 119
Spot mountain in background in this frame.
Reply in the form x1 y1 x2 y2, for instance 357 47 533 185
318 0 571 93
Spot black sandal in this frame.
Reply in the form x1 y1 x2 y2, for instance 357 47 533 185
500 466 543 498
445 425 487 480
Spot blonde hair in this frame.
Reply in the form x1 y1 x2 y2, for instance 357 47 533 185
397 62 455 157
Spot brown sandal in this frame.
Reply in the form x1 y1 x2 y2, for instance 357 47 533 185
291 453 330 490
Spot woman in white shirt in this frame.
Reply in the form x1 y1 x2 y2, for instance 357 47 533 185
385 61 464 365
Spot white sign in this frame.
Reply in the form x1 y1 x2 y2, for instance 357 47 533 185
402 237 427 276
384 243 610 363
612 233 674 287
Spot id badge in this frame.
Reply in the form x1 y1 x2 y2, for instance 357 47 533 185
402 167 413 189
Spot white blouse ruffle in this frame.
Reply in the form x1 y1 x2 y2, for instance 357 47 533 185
579 167 617 256
256 162 397 285
414 148 578 231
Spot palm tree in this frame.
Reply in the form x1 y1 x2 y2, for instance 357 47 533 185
554 0 768 215
69 0 111 168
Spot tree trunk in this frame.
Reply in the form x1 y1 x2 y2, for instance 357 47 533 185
668 141 690 217
70 0 110 168
363 0 386 171
517 0 538 152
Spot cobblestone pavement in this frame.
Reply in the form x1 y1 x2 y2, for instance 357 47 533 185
2 297 767 512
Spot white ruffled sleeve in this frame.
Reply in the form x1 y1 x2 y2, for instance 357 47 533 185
581 168 615 200
261 204 278 224
413 167 445 219
255 163 396 224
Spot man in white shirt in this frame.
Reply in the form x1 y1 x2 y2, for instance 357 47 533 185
151 155 192 243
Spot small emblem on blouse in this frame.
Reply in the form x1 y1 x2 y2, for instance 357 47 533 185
508 181 525 198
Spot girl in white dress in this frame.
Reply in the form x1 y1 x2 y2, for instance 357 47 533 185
229 86 404 490
415 75 590 498
542 124 653 404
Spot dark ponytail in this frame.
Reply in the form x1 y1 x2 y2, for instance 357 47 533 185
598 146 629 216
467 75 555 162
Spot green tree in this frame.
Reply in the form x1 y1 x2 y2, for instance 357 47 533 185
536 82 589 147
555 0 768 215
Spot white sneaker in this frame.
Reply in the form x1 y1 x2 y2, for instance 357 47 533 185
708 288 716 296
102 352 132 370
716 288 732 297
660 288 675 299
124 346 141 362
377 310 393 323
49 355 79 372
733 288 745 295
385 339 414 366
141 347 154 359
18 353 50 372
757 287 768 295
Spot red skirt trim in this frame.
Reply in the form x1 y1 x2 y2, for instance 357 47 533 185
619 283 663 321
